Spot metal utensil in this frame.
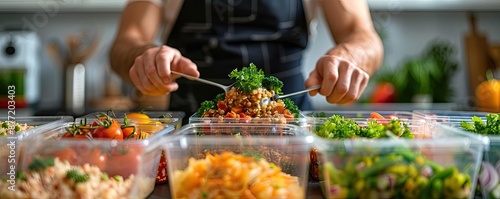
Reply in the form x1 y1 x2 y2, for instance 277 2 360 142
171 71 235 93
261 85 321 106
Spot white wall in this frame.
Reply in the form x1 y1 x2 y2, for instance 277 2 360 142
1 10 499 111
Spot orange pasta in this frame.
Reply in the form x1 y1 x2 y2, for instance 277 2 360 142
172 152 304 199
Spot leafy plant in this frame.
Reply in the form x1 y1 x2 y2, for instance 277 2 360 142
373 41 458 103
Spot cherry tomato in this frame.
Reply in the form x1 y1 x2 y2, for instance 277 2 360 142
106 144 142 177
52 148 78 165
122 126 139 140
217 101 228 111
62 132 89 139
91 117 124 140
73 146 107 170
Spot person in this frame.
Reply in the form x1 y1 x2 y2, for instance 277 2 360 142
110 0 383 117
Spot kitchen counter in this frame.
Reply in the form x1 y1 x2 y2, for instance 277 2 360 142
149 181 325 199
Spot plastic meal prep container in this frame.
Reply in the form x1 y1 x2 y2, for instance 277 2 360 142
188 112 308 126
303 112 428 181
160 123 313 199
413 110 498 199
3 122 176 199
0 116 73 180
312 123 486 199
78 111 185 130
78 111 185 184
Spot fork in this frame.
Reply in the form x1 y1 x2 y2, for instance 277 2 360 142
171 71 235 94
261 85 321 106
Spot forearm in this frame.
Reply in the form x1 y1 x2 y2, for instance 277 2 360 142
326 29 383 76
109 38 157 82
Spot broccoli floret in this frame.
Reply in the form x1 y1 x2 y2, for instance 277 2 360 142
262 76 284 94
282 98 300 118
315 115 360 139
195 100 216 117
229 63 265 93
460 114 500 135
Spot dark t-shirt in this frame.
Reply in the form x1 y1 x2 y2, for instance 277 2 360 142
167 0 312 118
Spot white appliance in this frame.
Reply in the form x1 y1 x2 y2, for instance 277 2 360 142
0 31 41 107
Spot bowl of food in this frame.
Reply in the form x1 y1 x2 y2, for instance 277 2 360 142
0 116 72 180
416 111 499 199
77 110 185 184
0 120 175 199
188 64 306 125
311 115 484 199
162 123 313 199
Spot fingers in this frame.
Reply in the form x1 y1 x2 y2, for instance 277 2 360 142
129 45 198 96
307 55 370 104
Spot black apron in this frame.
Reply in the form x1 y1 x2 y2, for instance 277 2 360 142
167 0 312 119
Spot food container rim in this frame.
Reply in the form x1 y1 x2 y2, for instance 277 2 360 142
311 123 488 151
22 121 176 153
0 116 73 139
77 111 185 122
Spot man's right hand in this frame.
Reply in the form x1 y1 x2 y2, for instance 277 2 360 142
129 45 199 96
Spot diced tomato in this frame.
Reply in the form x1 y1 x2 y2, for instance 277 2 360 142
217 101 228 111
225 112 237 118
231 107 244 114
274 105 285 114
370 112 385 119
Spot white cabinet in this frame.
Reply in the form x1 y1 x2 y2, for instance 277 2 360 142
0 0 128 12
368 0 500 11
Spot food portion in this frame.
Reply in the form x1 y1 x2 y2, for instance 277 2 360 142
195 64 300 123
0 121 34 136
309 112 415 180
0 157 151 199
460 113 500 135
310 112 474 198
459 113 500 198
322 148 471 199
171 152 304 199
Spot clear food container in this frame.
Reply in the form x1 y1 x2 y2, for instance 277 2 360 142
303 111 427 181
0 116 73 180
78 111 185 130
161 123 313 199
188 112 308 126
413 110 500 199
313 123 485 199
0 122 175 199
78 111 185 184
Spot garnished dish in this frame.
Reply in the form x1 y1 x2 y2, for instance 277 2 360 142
171 152 304 199
460 113 500 198
0 121 35 136
0 157 147 199
195 64 300 123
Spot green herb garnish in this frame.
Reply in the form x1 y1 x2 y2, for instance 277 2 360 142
196 100 216 117
262 76 284 94
28 157 55 171
16 171 26 181
66 169 90 183
460 114 500 135
229 63 265 93
282 98 300 118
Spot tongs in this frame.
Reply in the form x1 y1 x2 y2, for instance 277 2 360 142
171 71 234 94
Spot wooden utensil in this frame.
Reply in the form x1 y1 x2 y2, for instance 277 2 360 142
465 13 491 96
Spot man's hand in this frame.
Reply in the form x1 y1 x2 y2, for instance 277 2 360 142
305 55 369 104
129 45 199 96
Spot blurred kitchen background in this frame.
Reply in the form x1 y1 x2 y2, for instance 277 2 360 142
0 0 499 117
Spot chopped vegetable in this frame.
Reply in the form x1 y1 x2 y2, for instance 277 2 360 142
228 63 265 93
262 76 284 94
196 100 216 117
66 169 90 183
460 113 500 135
28 157 55 171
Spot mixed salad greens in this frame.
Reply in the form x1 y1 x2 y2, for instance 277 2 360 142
459 113 500 198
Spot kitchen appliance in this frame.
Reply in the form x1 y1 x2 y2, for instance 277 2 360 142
0 31 40 108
